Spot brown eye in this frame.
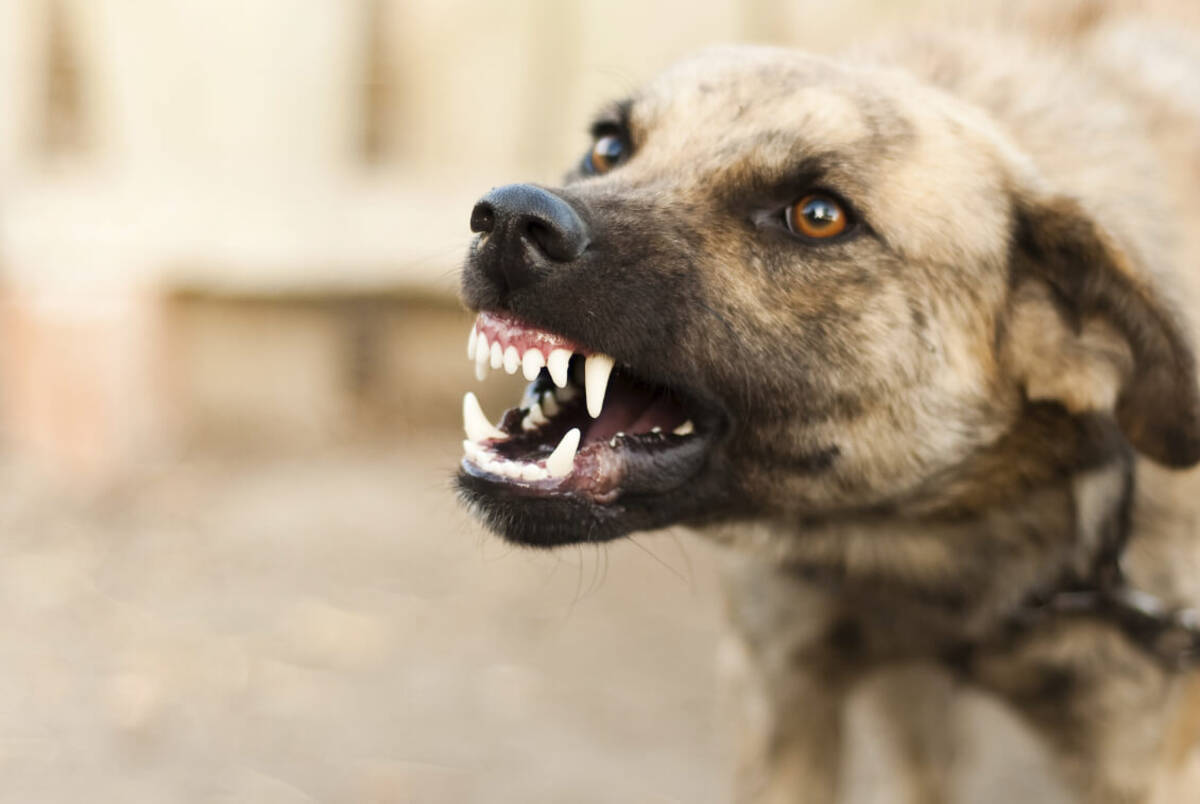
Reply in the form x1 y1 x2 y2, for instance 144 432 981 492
786 194 848 240
585 134 626 175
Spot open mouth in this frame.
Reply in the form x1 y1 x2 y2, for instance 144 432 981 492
459 311 714 505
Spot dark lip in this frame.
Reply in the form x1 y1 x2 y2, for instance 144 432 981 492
460 422 718 505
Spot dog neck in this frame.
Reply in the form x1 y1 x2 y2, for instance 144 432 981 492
713 406 1200 664
709 406 1148 640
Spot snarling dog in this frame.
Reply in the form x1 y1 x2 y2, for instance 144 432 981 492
456 21 1200 803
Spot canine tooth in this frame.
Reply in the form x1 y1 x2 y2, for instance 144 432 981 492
522 401 549 431
673 420 695 436
468 328 477 360
474 334 490 379
521 463 548 481
584 354 615 418
540 393 559 417
503 345 520 374
463 392 507 442
462 440 485 462
547 349 572 388
489 341 503 370
522 349 545 381
545 427 581 478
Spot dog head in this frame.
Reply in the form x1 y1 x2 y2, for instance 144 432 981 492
456 45 1200 547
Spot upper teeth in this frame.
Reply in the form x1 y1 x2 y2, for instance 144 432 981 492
583 354 614 419
469 321 615 420
503 345 521 374
546 349 571 387
474 334 490 381
522 349 544 381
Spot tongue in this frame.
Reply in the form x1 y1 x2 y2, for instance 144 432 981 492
582 374 687 445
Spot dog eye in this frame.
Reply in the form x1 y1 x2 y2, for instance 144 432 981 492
584 135 627 176
786 194 849 240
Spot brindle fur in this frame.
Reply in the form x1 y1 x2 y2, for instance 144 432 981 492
459 8 1200 803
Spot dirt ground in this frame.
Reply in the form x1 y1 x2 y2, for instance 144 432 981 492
0 428 729 803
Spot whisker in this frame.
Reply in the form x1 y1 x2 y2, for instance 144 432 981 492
666 528 697 594
628 534 689 585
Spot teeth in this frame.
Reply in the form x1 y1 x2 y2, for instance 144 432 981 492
474 334 490 380
503 345 521 374
584 354 615 418
540 392 559 417
521 464 549 481
522 349 545 381
462 392 507 442
673 420 695 436
521 384 540 409
489 341 503 370
468 328 477 360
462 438 551 483
546 349 572 388
522 401 548 430
545 427 581 478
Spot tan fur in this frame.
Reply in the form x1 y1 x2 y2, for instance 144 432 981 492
465 4 1200 800
673 12 1200 804
1006 281 1134 415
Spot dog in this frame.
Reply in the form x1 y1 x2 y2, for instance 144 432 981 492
455 12 1200 803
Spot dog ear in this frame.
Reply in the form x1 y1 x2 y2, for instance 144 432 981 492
1005 195 1200 467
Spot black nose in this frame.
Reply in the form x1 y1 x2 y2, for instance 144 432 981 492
469 184 588 292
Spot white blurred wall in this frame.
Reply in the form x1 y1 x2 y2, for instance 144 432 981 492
0 0 978 293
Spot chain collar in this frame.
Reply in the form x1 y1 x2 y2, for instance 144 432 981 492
1009 448 1200 669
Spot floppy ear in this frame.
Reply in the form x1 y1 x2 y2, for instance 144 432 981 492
1005 195 1200 467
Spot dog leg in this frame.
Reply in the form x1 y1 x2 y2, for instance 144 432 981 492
725 648 845 804
720 564 854 803
972 620 1176 804
867 664 958 804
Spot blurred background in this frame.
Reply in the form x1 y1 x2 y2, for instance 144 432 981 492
0 1 1185 802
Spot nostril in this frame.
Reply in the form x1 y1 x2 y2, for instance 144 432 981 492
467 184 589 294
522 216 587 262
470 201 496 234
524 220 552 252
